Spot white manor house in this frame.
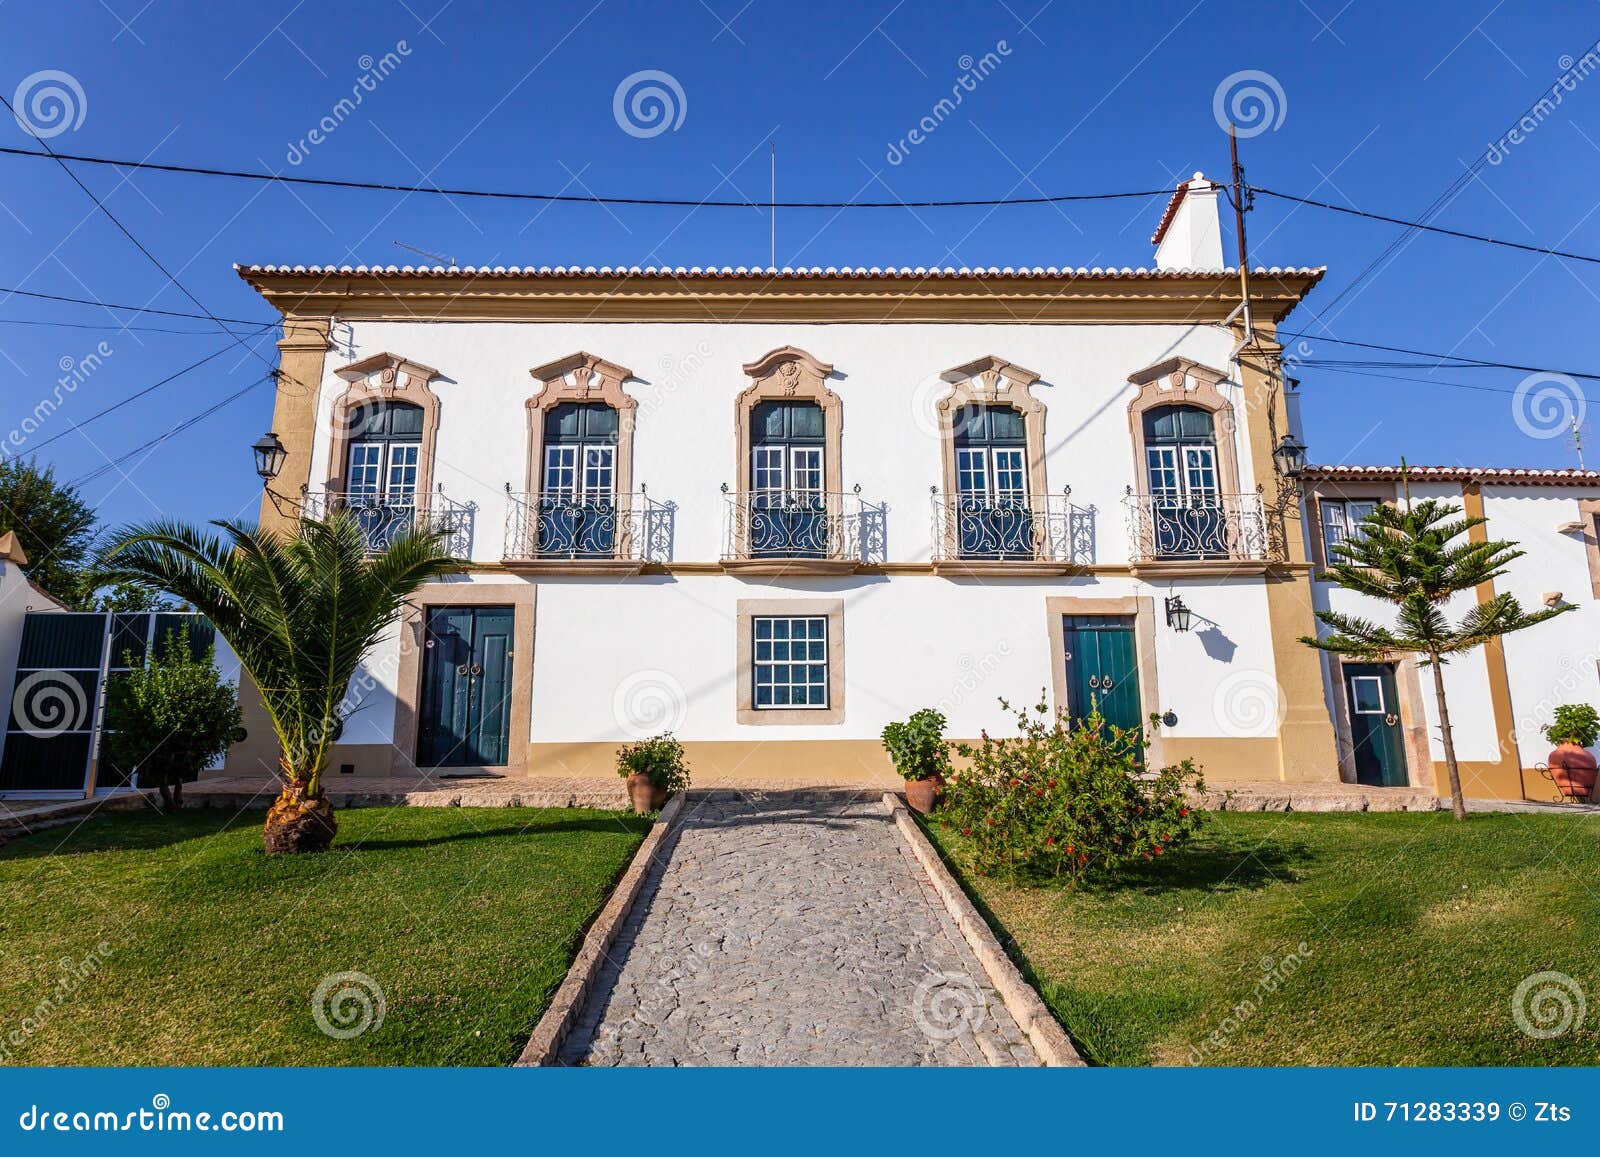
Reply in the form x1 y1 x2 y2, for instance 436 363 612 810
198 176 1599 802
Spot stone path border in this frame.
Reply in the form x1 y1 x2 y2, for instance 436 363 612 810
0 792 153 842
880 792 1083 1067
516 793 687 1066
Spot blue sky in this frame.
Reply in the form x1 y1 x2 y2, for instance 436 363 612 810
3 0 1600 530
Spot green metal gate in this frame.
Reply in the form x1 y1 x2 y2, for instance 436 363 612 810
1 611 215 796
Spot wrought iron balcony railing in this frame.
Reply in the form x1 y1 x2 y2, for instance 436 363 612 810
930 490 1090 564
721 487 884 564
302 488 473 556
503 488 675 563
1123 489 1271 563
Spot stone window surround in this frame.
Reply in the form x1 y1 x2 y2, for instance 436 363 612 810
525 351 639 501
1125 356 1243 502
935 355 1048 502
326 352 443 497
390 579 537 774
1042 595 1163 766
1305 479 1398 570
733 346 843 496
735 597 845 725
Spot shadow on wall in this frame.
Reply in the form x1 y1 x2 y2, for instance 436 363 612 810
1196 624 1237 663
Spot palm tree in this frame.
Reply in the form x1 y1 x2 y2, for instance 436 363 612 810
96 513 460 853
1302 495 1570 820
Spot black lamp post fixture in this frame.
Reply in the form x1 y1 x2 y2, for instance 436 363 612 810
252 431 287 485
1164 594 1193 632
1271 432 1308 479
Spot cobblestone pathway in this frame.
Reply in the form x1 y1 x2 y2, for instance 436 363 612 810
560 793 1039 1066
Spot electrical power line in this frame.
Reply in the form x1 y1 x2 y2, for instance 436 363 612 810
0 285 269 327
1280 330 1600 382
1254 187 1600 267
0 145 1172 209
72 375 273 488
0 316 276 336
22 343 244 457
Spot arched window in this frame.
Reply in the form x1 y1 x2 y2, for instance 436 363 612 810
749 400 826 558
953 403 1032 558
1143 404 1227 558
343 400 425 548
538 402 618 557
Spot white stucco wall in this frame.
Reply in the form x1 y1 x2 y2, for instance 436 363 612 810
1480 485 1600 762
311 320 1250 568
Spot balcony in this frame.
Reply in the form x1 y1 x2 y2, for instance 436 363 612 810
930 490 1090 575
720 487 885 574
302 489 473 557
1123 489 1274 574
503 489 675 574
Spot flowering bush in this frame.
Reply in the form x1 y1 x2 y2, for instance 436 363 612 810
881 707 954 781
615 732 692 793
939 696 1205 884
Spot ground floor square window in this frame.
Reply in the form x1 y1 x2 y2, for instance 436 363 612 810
752 615 829 708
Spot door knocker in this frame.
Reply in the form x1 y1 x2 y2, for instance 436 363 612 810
470 664 484 676
1102 677 1114 691
1385 713 1398 726
456 664 470 677
1088 675 1101 690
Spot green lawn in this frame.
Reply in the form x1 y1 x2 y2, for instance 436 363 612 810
0 806 650 1066
926 810 1600 1066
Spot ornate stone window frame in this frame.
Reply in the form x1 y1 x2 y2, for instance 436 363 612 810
935 355 1047 502
525 351 638 498
735 597 845 725
327 352 442 495
733 347 842 495
1125 356 1242 501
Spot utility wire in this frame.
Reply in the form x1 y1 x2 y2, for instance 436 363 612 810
0 285 269 327
23 343 243 456
1255 187 1600 267
72 375 273 488
0 144 1171 209
1280 330 1600 382
0 316 276 336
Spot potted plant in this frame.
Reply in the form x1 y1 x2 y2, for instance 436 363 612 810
1543 704 1599 800
882 707 953 814
616 732 691 813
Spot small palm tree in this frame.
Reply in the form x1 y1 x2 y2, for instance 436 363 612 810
1302 495 1570 820
96 513 460 853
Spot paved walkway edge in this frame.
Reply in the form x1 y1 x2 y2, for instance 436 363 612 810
881 792 1084 1068
515 792 687 1067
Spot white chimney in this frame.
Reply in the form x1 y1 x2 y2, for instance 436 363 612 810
1151 173 1224 271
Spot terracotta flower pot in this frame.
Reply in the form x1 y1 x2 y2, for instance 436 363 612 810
903 773 943 815
1548 743 1598 799
626 772 668 814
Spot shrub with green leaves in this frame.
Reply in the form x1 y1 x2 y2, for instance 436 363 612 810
615 732 692 793
101 628 242 809
881 707 954 781
939 696 1205 884
1543 703 1600 749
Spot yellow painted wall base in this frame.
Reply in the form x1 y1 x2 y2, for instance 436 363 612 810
1429 761 1540 803
1161 737 1305 782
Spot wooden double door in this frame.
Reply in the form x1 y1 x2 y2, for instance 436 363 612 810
418 606 514 767
1061 615 1144 751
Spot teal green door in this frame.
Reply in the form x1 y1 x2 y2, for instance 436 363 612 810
1344 663 1407 787
1061 616 1143 752
418 606 514 767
